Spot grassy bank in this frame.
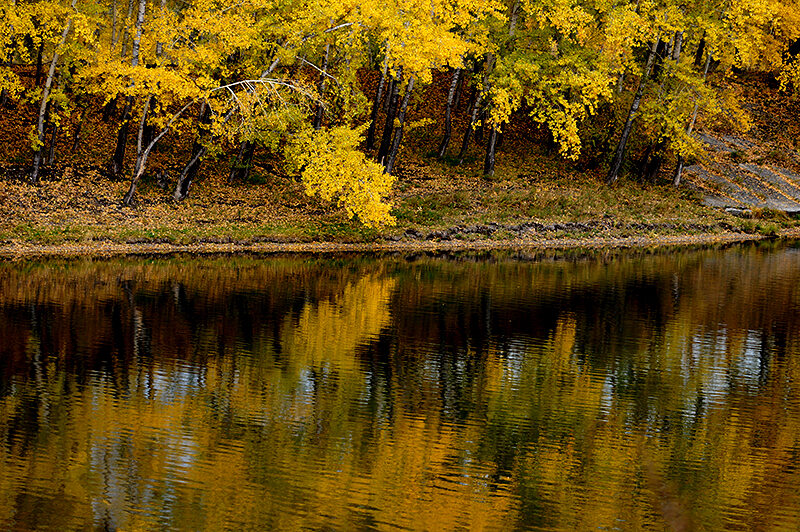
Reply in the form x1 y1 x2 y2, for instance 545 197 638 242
2 153 799 256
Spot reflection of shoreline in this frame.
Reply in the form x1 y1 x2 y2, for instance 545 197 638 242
1 246 799 531
0 230 792 260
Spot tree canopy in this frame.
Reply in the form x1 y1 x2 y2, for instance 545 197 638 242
1 0 799 224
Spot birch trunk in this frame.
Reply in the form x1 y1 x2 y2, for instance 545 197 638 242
384 76 414 176
673 52 712 187
606 37 659 185
111 0 145 177
30 3 74 183
123 102 192 205
484 127 498 178
437 67 461 159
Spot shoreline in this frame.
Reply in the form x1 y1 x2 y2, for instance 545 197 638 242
1 230 796 260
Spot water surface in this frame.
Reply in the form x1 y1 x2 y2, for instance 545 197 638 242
1 242 800 530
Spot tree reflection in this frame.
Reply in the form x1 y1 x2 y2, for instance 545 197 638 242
0 242 799 530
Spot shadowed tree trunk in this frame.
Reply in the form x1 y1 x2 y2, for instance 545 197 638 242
641 30 684 181
229 141 256 183
120 0 135 57
366 57 389 150
437 67 461 159
141 96 156 148
46 108 58 165
458 54 495 166
383 76 395 114
112 97 133 176
606 37 659 185
694 34 706 68
174 101 211 201
34 41 44 87
384 76 414 176
456 87 482 166
479 0 517 177
71 106 89 151
377 70 401 164
313 42 330 130
102 96 118 121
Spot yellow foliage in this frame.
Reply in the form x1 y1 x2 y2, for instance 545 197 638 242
285 125 396 227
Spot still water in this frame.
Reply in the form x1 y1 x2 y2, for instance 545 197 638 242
1 242 799 530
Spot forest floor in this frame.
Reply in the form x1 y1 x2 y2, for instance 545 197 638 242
1 70 800 259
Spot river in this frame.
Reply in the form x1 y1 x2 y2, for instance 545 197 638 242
1 241 799 530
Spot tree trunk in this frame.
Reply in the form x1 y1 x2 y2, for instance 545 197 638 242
384 76 414 176
130 0 145 66
111 0 119 46
174 102 210 201
141 96 155 148
437 67 461 159
484 126 498 178
154 0 166 56
123 101 193 205
452 68 465 109
469 53 497 166
377 71 401 164
508 0 521 37
135 95 152 164
606 37 660 185
693 34 706 68
313 42 330 130
673 52 712 187
30 7 74 183
121 0 135 57
672 31 683 60
651 39 668 80
46 110 58 165
111 0 145 177
229 141 256 182
383 77 395 113
112 97 133 176
102 95 118 121
456 87 482 165
34 41 44 87
366 58 389 150
71 106 89 152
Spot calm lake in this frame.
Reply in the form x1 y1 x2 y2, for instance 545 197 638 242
1 242 799 530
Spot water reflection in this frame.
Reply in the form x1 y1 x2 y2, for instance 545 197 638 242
1 242 800 530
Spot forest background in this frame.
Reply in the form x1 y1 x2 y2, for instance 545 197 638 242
2 0 800 247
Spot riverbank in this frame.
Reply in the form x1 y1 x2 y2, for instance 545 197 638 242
3 159 800 259
3 223 799 260
3 70 800 259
